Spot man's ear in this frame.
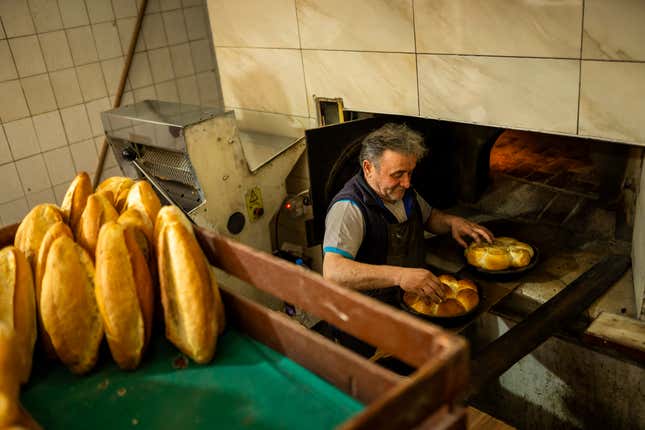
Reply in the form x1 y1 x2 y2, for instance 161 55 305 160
362 159 373 176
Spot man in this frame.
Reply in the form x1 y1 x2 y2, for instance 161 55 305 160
323 123 494 306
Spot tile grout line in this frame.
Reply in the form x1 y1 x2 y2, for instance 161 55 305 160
293 0 312 119
412 0 420 116
576 0 586 135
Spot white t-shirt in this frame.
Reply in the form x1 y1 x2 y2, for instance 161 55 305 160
323 191 432 260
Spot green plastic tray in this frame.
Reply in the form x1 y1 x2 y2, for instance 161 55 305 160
21 329 364 429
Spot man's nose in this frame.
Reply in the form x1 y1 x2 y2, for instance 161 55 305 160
400 174 411 188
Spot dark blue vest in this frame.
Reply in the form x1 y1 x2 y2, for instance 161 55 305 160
328 172 425 268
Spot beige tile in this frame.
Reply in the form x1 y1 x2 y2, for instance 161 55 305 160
155 80 179 103
129 52 152 88
0 80 30 122
133 85 156 102
93 22 123 60
162 9 188 45
0 18 4 39
43 146 75 184
60 104 92 143
117 17 146 53
0 0 35 38
148 47 174 83
67 26 99 66
9 36 46 77
39 31 73 71
145 0 161 14
208 0 298 48
85 97 110 136
415 0 582 58
0 40 18 81
196 71 221 107
21 73 57 115
50 68 83 108
101 56 128 96
98 165 122 183
76 62 108 101
0 197 29 224
142 13 167 49
170 43 194 77
579 61 645 145
182 0 202 6
302 50 418 116
32 110 67 151
297 0 414 52
217 47 307 116
112 0 137 18
28 0 63 33
4 117 40 159
232 108 312 139
183 6 207 41
85 0 114 23
0 126 11 164
160 0 180 10
53 180 71 205
94 136 116 168
418 55 579 134
26 187 55 207
176 75 199 105
69 138 97 174
58 0 89 27
583 0 645 61
16 154 51 193
190 39 213 73
0 163 25 203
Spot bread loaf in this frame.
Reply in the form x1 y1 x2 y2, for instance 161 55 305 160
14 204 63 271
156 207 224 363
75 192 119 257
95 222 153 370
403 274 479 318
465 237 534 271
60 171 92 231
35 222 73 359
0 247 36 383
96 176 134 212
40 236 103 374
118 208 154 264
124 181 161 222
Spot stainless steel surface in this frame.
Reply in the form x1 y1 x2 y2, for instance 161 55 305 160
239 130 303 173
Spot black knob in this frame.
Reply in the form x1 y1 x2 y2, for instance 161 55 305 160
122 147 137 161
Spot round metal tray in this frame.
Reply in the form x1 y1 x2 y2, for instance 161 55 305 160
463 245 540 277
398 283 482 327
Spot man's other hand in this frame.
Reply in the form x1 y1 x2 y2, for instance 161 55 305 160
450 217 494 248
399 268 450 304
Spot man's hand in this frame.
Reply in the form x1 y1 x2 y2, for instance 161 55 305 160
398 268 450 304
449 217 494 248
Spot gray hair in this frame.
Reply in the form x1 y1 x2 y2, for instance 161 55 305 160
359 123 427 168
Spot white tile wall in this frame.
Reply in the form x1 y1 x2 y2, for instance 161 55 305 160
28 0 63 33
21 73 57 115
49 68 83 108
39 31 73 71
53 181 71 205
32 110 67 151
4 117 40 160
60 104 92 143
0 41 18 81
583 0 645 61
16 154 50 193
9 36 46 77
76 62 107 101
0 126 12 164
0 0 221 222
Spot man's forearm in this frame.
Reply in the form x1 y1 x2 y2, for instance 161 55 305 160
323 254 402 291
425 208 455 234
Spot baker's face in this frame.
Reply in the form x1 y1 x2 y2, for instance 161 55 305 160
363 150 417 203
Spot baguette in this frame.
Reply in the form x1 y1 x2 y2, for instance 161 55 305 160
14 204 63 271
75 192 119 257
40 236 103 374
34 222 73 359
60 171 92 231
156 210 223 363
0 247 36 383
96 176 134 212
118 208 154 263
95 222 153 370
124 181 161 223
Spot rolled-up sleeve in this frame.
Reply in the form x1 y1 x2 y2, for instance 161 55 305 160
323 200 364 260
